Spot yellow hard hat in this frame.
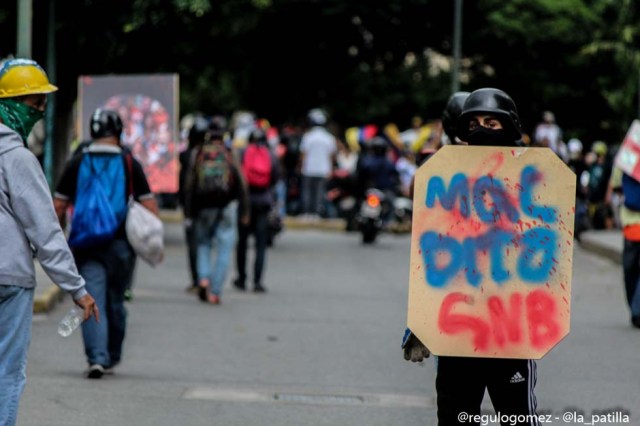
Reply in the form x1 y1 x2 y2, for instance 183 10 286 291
591 141 607 156
0 58 58 98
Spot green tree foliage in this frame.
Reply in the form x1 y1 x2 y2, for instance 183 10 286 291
0 0 637 144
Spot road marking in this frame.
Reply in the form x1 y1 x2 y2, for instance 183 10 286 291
182 387 434 408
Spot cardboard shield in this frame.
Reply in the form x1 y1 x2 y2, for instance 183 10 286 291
614 120 640 180
407 146 576 359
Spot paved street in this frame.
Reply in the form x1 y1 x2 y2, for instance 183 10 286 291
19 224 640 426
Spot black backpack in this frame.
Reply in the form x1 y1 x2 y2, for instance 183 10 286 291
192 142 235 201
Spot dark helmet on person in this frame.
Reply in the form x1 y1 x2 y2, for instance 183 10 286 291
442 91 470 142
206 116 226 142
210 114 228 132
90 109 123 139
367 136 388 156
457 88 521 143
249 127 267 144
188 115 210 146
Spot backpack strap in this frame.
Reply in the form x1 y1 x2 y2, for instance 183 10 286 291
124 152 134 199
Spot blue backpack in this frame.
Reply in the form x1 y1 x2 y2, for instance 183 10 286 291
622 173 640 211
68 153 128 248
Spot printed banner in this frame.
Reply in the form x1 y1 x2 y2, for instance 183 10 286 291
407 146 576 359
614 120 640 180
78 74 179 193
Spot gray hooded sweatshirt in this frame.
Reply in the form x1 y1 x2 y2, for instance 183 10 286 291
0 123 87 299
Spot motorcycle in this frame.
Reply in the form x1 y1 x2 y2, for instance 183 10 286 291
357 188 391 244
392 195 413 232
326 169 359 231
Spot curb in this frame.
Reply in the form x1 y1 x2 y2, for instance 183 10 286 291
31 211 405 314
32 211 181 315
33 285 63 314
160 209 412 234
579 233 623 265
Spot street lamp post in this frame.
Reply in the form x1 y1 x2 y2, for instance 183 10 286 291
17 0 32 58
451 0 462 94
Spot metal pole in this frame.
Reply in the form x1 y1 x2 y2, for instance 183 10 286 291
17 0 32 58
44 0 56 188
451 0 462 93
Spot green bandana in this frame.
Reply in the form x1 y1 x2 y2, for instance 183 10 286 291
0 99 45 145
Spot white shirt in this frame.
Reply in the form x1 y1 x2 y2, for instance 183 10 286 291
300 127 337 177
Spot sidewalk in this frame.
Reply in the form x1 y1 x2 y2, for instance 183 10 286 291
33 211 625 313
578 229 623 265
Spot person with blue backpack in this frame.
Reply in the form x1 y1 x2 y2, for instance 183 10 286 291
0 58 98 425
54 109 158 379
608 164 640 328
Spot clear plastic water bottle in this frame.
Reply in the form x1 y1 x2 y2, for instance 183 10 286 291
57 307 83 337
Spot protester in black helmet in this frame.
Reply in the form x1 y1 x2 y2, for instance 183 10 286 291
179 114 210 293
356 136 399 198
54 108 158 379
410 91 471 197
403 88 541 426
457 88 523 147
441 91 471 146
234 127 279 293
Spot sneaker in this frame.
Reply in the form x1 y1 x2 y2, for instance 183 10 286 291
632 316 640 329
103 366 115 375
254 284 267 293
233 278 246 291
87 364 104 379
208 294 221 305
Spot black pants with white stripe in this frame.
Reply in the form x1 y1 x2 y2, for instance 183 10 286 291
436 356 540 426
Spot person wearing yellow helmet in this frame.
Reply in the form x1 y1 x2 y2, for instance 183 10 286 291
0 58 98 424
0 58 58 144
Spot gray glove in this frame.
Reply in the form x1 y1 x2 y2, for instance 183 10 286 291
403 334 431 363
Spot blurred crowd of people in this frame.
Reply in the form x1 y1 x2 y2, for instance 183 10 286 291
178 108 623 242
528 111 621 239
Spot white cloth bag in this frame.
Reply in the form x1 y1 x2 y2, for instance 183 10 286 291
125 199 164 266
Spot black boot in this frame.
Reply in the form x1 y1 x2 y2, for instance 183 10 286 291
233 278 246 291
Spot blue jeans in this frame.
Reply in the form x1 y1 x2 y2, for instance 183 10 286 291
0 286 33 426
195 202 238 296
78 239 134 367
275 179 287 218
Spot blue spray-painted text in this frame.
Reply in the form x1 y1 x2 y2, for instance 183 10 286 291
421 166 558 288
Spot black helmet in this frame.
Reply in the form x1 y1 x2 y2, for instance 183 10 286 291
206 117 226 141
367 136 388 156
442 91 470 142
90 109 123 139
210 114 228 132
457 88 521 143
249 127 267 144
188 115 210 146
